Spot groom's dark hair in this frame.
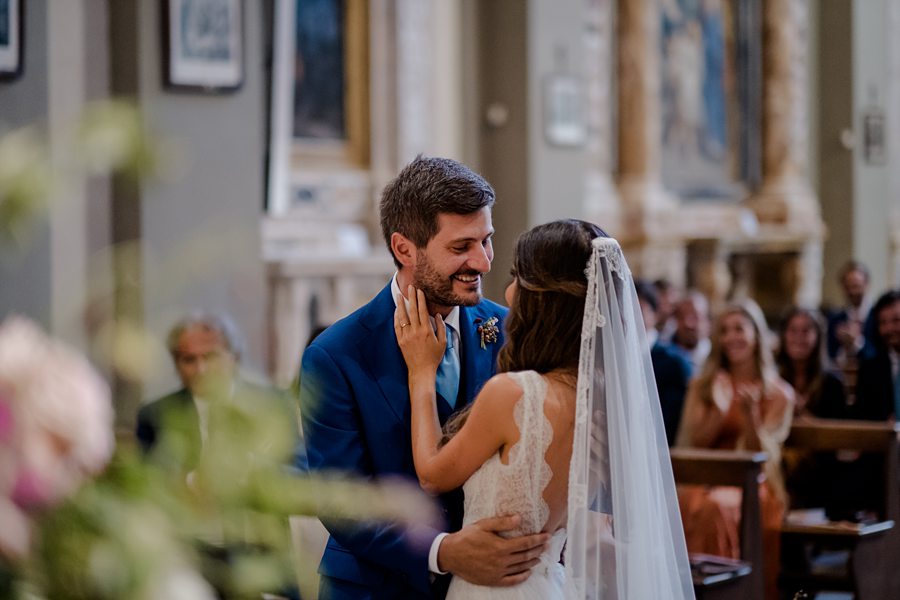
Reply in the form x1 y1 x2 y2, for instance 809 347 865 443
379 155 495 268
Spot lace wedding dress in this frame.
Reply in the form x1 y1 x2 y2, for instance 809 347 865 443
447 370 566 600
446 236 693 599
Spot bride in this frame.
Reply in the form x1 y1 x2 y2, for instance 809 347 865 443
395 219 694 599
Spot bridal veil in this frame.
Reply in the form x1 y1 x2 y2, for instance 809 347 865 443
563 237 694 599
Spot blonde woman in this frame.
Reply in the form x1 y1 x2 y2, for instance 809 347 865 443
676 299 794 600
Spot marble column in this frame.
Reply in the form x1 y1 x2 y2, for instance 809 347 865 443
793 238 825 308
583 0 621 234
889 0 900 286
370 0 436 217
395 0 435 165
687 240 733 313
615 0 684 284
745 0 821 228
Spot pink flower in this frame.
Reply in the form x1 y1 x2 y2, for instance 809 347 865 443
0 316 114 555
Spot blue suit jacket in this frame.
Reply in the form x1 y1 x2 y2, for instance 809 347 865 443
826 307 877 361
854 350 895 420
299 283 507 598
650 341 692 447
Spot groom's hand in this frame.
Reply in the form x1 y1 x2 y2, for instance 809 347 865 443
437 515 550 586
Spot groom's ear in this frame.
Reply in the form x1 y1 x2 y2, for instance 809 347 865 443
390 232 417 268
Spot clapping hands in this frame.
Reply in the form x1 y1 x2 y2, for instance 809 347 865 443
735 382 762 418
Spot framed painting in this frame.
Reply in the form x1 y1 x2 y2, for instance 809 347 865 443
267 0 369 214
659 0 762 200
162 0 244 92
0 0 23 81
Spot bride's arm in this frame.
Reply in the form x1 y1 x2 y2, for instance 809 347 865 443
396 287 516 495
410 374 520 494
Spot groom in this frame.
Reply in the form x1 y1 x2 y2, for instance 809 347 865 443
299 156 548 599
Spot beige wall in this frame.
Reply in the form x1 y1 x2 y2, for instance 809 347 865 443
0 2 52 329
122 1 271 403
817 0 898 305
851 0 891 298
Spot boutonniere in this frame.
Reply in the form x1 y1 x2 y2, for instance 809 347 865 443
475 317 500 349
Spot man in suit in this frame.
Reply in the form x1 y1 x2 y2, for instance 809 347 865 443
137 311 303 470
299 156 547 599
670 290 712 373
827 260 874 364
635 280 693 447
832 289 900 521
137 311 303 598
854 289 900 420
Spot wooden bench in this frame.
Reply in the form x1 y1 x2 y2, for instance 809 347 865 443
779 419 900 599
671 448 768 600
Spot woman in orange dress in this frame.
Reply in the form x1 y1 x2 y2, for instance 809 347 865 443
676 299 794 600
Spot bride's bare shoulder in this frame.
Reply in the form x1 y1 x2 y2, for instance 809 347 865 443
476 373 526 407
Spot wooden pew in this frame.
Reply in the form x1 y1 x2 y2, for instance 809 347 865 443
779 419 900 599
671 448 767 600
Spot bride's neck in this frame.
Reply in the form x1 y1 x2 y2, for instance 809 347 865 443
545 368 577 387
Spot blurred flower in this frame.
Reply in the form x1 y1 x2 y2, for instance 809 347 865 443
0 317 114 557
0 102 442 599
139 563 216 600
0 128 53 245
76 101 161 180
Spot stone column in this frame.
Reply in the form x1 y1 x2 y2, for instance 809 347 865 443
745 0 820 227
686 240 733 313
889 0 900 286
370 0 436 216
395 0 434 165
48 0 89 348
615 0 684 284
793 238 825 307
583 0 621 234
746 0 824 307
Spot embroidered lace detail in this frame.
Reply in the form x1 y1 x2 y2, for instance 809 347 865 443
591 236 628 279
460 370 554 537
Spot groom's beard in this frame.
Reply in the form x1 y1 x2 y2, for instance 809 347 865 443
413 252 483 308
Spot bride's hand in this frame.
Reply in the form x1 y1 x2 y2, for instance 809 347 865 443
395 285 446 379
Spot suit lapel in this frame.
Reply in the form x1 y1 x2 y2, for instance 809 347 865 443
359 286 499 420
357 285 413 424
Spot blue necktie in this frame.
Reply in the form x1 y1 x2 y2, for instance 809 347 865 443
436 323 460 407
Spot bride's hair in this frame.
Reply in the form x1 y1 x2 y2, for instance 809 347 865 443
440 219 608 446
498 219 608 373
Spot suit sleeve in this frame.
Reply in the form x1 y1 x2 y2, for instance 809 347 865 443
853 356 891 420
299 343 439 594
135 405 156 454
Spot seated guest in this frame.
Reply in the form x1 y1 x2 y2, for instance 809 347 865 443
677 299 794 600
653 277 680 341
826 260 874 365
136 312 303 599
844 290 900 524
137 311 304 470
635 280 693 446
776 306 850 512
845 291 900 516
854 289 900 420
776 306 848 419
671 290 712 372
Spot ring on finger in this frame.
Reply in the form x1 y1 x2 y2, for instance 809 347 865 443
400 322 410 328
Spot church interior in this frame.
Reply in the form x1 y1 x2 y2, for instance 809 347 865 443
1 1 900 598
